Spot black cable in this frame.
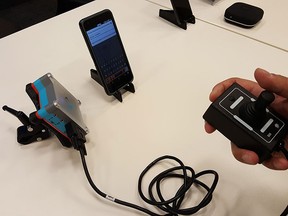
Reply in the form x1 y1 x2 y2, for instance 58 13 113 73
79 148 160 216
137 155 219 215
67 120 219 215
79 148 218 216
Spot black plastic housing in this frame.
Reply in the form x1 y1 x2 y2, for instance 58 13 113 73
203 83 288 163
224 2 264 28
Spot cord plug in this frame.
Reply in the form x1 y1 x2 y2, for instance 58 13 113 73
278 141 288 160
65 121 87 155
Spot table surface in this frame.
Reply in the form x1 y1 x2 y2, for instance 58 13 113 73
150 0 288 52
0 0 287 216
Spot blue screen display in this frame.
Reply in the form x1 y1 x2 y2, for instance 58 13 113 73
87 20 116 46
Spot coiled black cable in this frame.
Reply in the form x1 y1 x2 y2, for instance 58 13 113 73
138 155 219 215
79 148 219 216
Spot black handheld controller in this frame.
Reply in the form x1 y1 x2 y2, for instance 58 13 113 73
203 82 288 163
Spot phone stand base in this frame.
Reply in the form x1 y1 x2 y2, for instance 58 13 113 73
159 9 195 30
90 69 135 102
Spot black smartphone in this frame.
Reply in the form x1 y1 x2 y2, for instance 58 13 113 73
79 9 133 95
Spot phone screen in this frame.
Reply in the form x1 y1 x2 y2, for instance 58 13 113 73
171 0 193 22
80 10 133 94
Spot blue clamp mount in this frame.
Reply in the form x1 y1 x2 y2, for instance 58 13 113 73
3 73 88 150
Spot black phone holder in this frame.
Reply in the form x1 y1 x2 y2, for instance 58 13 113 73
159 9 195 30
90 69 135 102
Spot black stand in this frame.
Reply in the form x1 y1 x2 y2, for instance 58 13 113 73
90 69 135 102
159 9 195 30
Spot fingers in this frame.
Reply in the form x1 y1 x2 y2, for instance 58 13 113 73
206 74 262 134
262 139 288 170
230 143 259 165
208 68 288 104
231 143 288 170
208 67 288 104
209 78 238 101
209 77 261 102
262 155 288 170
255 68 288 98
205 68 288 170
204 121 215 133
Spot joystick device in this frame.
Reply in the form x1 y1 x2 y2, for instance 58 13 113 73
203 82 288 163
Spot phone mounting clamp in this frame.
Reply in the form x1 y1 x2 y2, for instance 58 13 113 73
90 69 135 102
3 73 88 152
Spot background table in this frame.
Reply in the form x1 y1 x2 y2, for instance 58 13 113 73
0 0 287 215
149 0 288 52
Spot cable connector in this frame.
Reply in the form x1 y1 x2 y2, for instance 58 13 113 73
65 121 87 155
278 141 288 160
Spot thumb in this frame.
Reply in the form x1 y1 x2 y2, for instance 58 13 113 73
254 68 288 98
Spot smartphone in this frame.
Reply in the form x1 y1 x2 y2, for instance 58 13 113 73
79 9 133 95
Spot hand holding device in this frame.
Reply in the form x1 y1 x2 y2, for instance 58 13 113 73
205 69 288 169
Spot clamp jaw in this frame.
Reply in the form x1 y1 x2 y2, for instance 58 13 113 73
2 105 50 145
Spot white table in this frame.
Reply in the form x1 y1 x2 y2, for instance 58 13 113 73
149 0 288 52
0 0 287 215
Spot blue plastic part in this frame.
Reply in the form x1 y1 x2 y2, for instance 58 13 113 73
33 78 67 135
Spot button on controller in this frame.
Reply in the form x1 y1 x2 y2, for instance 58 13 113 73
203 83 288 163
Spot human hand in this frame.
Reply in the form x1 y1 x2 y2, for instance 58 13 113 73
204 68 288 170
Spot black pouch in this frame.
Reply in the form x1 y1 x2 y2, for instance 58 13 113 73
224 2 264 28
